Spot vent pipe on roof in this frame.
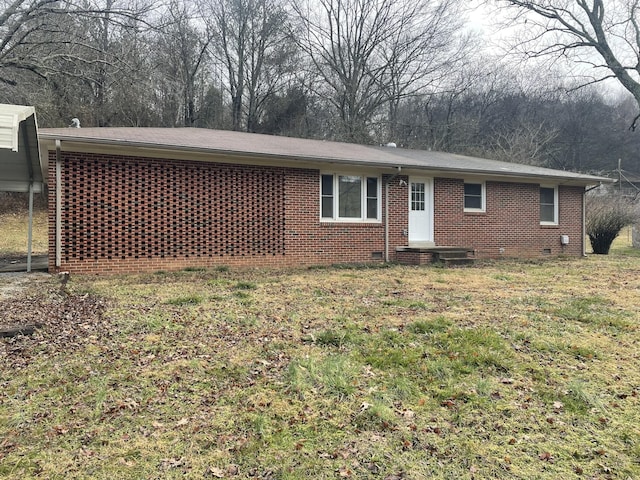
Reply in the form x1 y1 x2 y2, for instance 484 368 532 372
385 142 397 148
69 118 81 128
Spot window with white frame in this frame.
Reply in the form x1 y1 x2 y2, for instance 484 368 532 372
539 186 558 224
320 173 380 221
464 182 485 212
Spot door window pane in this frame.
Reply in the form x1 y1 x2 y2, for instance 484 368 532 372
411 183 425 211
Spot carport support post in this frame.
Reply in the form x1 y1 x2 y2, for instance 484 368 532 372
27 182 33 272
55 140 62 269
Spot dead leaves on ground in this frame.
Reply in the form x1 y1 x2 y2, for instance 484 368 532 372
0 283 108 368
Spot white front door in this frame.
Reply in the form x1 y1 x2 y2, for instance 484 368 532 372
408 177 434 246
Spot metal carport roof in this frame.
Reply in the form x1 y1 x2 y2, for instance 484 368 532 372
0 104 44 272
0 104 44 193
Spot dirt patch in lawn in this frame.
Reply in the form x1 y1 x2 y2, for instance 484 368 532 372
0 272 50 301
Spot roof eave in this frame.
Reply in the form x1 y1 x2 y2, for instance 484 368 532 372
38 133 613 187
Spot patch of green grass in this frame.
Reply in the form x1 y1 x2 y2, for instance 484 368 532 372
182 266 207 272
434 327 513 373
408 316 452 334
0 210 48 255
312 329 354 347
385 375 419 402
492 273 513 281
165 294 203 306
363 344 423 369
287 355 359 400
422 357 454 381
551 295 631 330
563 379 601 414
234 281 257 290
382 298 430 309
353 401 396 430
529 338 600 361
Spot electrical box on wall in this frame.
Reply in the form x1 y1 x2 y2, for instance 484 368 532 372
560 235 569 245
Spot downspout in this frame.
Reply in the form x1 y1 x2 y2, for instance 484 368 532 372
55 140 62 269
583 182 602 256
385 167 402 262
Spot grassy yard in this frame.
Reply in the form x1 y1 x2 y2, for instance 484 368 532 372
0 210 48 256
1 229 639 478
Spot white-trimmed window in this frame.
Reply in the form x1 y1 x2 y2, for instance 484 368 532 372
464 182 485 212
321 173 381 221
540 186 558 224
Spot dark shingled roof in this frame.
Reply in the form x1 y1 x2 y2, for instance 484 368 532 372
39 127 612 186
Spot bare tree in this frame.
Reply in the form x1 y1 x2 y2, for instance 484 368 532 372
490 121 559 165
0 0 146 82
381 0 471 141
153 0 214 127
291 0 467 143
0 0 151 126
0 0 62 84
393 58 521 152
500 0 640 129
206 0 293 131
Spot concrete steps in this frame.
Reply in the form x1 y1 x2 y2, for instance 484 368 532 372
434 251 475 267
396 246 474 266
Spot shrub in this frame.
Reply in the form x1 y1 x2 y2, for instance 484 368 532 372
586 194 638 254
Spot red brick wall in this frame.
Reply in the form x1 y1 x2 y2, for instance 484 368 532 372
48 151 584 274
48 153 409 273
282 171 408 265
433 178 584 258
48 152 287 273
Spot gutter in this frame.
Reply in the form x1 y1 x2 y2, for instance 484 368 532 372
385 167 402 262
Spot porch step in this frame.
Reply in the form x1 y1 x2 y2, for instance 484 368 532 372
396 246 475 266
436 250 469 259
439 257 475 267
431 248 475 266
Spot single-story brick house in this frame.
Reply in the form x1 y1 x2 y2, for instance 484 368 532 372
37 128 611 274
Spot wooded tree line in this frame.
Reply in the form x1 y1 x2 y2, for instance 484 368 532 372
1 0 639 175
